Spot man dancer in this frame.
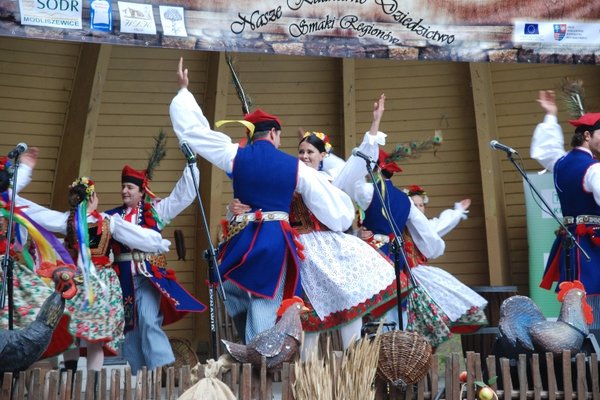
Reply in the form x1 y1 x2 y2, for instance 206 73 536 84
106 164 207 373
169 58 355 343
531 89 600 329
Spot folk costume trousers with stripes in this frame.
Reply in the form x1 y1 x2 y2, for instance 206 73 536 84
123 275 175 374
222 270 287 344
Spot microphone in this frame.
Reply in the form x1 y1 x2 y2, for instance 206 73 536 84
351 148 375 163
180 141 196 163
489 140 517 155
7 143 27 159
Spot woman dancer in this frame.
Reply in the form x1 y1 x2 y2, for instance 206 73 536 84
0 152 75 357
16 176 170 371
404 185 471 237
401 185 487 334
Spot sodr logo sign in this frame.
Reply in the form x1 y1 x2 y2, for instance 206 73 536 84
19 0 82 29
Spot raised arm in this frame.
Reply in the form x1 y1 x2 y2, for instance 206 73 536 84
368 93 385 136
530 90 566 171
11 147 39 194
169 58 238 173
152 163 200 224
333 94 386 195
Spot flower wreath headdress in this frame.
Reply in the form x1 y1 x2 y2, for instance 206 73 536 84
403 184 429 204
69 176 95 198
303 131 333 153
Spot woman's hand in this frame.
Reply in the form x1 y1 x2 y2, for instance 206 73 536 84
459 198 471 211
369 93 385 135
537 90 557 116
20 147 39 169
177 57 189 89
88 192 99 213
359 227 374 240
228 198 251 216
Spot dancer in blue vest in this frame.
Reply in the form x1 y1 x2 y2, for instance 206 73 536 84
334 147 445 331
531 89 600 329
104 164 207 373
169 58 354 344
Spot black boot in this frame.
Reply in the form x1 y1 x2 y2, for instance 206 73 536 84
60 359 78 397
63 359 78 374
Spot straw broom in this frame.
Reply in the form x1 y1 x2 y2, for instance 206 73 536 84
335 332 381 400
293 329 382 400
293 334 334 400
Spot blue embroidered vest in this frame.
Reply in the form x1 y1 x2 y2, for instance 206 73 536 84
218 140 301 299
362 179 411 257
554 149 600 217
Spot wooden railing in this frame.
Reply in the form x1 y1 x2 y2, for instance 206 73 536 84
1 351 599 399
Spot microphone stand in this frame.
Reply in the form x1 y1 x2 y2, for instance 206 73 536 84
504 151 589 282
184 154 226 360
0 154 22 330
363 158 414 330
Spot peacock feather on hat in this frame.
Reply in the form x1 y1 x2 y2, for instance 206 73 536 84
145 129 168 181
383 130 443 165
560 77 586 119
226 53 253 116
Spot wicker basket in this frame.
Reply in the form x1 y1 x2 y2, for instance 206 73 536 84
377 330 432 387
163 338 199 383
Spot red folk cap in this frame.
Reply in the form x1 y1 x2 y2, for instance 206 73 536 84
244 108 282 134
121 165 156 198
568 113 600 128
377 148 402 174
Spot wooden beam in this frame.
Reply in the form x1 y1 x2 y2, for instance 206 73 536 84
201 51 229 244
469 62 511 285
194 51 230 353
341 58 356 159
51 43 111 210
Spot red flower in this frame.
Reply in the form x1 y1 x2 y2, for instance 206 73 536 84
144 212 157 228
408 185 425 194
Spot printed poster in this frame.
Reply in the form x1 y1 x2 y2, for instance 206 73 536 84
18 0 82 29
118 1 156 35
159 6 187 37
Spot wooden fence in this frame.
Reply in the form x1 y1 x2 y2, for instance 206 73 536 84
1 351 599 399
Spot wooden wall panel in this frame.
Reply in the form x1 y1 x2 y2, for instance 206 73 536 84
91 46 210 343
6 35 600 349
216 53 342 218
354 59 488 286
0 37 79 205
491 63 600 294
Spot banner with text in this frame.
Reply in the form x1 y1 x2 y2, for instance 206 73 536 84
2 0 600 63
